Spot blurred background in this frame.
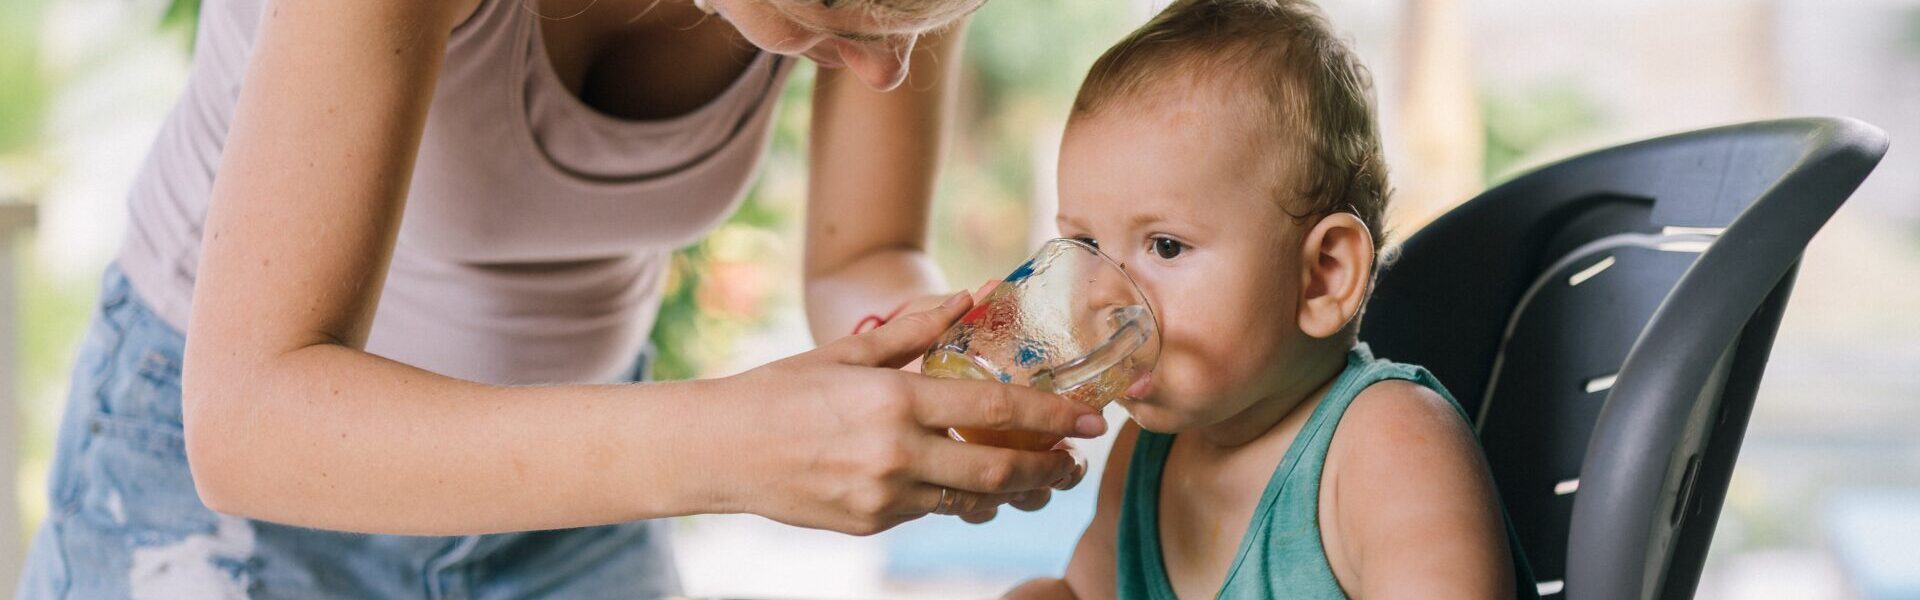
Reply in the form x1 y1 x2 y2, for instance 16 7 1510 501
2 0 1917 597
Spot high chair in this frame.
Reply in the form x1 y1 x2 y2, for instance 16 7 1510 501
1359 117 1889 599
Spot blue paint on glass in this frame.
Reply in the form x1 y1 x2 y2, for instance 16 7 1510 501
1003 259 1037 284
1016 343 1045 367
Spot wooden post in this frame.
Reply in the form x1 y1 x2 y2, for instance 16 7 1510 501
0 201 35 592
1396 0 1484 235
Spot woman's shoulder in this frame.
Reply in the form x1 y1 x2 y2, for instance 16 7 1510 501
448 0 495 30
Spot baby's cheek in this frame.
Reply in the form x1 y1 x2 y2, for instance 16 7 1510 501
1160 319 1259 399
1138 351 1263 433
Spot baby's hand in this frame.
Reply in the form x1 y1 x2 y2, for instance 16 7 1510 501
957 438 1090 523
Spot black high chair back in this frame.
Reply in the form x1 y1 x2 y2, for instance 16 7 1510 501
1359 117 1888 599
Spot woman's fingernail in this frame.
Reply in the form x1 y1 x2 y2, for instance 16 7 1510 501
941 291 970 309
1075 414 1108 437
1053 461 1077 487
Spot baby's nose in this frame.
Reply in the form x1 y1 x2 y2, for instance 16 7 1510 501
1077 261 1147 328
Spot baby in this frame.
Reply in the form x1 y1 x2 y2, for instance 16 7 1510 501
1008 0 1536 597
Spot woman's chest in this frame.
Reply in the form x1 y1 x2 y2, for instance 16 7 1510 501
537 4 761 121
401 0 791 263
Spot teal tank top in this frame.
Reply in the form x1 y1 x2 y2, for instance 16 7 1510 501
1115 344 1538 599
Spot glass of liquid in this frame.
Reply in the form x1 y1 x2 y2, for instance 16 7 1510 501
922 238 1161 450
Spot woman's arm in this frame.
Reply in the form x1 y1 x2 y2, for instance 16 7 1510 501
183 0 1100 537
801 20 968 343
1005 422 1138 599
1322 381 1515 597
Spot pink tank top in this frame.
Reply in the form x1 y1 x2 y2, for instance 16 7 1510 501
117 0 798 385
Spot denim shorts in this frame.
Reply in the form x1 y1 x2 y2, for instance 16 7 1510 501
18 265 681 599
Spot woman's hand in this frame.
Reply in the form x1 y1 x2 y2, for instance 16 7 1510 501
890 280 1094 525
953 438 1090 524
937 279 1094 524
717 291 1109 535
896 279 999 374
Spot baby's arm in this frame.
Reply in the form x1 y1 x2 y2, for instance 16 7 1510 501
1323 380 1515 598
1004 422 1139 599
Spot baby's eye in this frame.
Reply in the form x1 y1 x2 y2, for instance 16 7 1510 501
1151 236 1186 260
1072 236 1099 250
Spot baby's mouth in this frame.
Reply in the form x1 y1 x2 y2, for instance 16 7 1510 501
1125 371 1156 400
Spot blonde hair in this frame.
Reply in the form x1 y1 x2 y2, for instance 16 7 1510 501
795 0 984 29
1073 0 1391 254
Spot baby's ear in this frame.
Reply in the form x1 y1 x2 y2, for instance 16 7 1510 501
1296 213 1375 339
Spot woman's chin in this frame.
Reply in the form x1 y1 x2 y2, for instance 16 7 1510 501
804 48 846 69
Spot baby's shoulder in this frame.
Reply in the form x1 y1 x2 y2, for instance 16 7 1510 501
1321 376 1496 536
1338 378 1470 449
1318 379 1516 594
1327 378 1480 478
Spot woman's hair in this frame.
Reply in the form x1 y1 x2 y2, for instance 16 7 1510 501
1072 0 1391 254
803 0 985 29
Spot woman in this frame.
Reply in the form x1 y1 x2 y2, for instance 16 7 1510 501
21 0 1103 596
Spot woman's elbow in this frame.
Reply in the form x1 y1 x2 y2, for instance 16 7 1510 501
180 373 260 517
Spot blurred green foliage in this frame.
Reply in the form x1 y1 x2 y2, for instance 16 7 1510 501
162 0 202 44
3 0 60 535
1480 80 1605 184
0 0 48 156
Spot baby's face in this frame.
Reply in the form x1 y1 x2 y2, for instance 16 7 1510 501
1057 88 1318 433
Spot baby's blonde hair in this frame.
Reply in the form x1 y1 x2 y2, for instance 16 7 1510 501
1073 0 1391 255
